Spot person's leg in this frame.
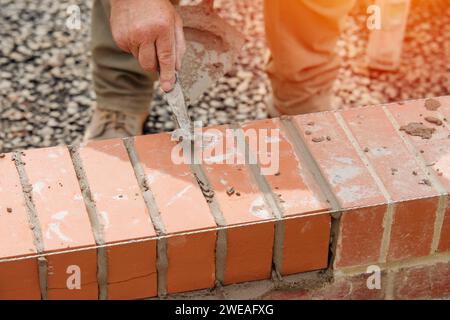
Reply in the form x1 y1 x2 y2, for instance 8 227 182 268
264 0 356 115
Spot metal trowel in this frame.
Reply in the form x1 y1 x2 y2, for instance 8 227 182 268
163 0 245 142
164 73 192 141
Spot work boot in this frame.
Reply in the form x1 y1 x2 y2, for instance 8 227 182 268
265 95 281 118
83 106 148 141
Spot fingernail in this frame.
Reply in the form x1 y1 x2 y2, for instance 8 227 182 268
161 81 172 92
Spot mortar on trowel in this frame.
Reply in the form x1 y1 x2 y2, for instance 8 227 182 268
163 1 245 143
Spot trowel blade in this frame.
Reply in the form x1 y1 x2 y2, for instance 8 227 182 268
164 76 193 141
176 4 245 106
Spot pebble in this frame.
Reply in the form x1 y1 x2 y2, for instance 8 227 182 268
1 0 449 153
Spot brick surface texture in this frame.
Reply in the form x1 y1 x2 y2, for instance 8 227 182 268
0 96 449 299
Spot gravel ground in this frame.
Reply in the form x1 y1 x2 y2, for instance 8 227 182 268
0 0 449 153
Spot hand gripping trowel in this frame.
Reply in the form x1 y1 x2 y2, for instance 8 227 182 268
163 0 245 143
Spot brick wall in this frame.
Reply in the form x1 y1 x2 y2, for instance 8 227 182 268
0 96 449 299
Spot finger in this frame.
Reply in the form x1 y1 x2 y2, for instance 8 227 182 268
130 43 140 59
138 42 157 73
174 14 186 71
156 28 176 92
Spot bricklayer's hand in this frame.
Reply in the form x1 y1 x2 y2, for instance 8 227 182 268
110 0 186 92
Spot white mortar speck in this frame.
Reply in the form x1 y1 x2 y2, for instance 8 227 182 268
330 166 362 186
250 196 271 219
337 185 378 203
166 185 193 207
46 223 72 242
32 181 45 196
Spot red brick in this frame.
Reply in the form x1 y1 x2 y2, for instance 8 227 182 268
267 273 386 300
105 241 156 299
419 140 450 252
197 125 275 284
342 107 438 201
438 202 450 253
431 262 450 298
435 96 450 121
387 100 450 144
310 272 386 300
240 119 331 275
0 154 40 299
293 112 387 268
341 106 440 261
224 224 274 284
347 273 386 300
311 278 352 300
134 133 217 294
394 261 450 299
394 265 431 299
420 140 450 192
388 199 438 260
22 147 98 299
282 214 331 275
46 249 98 299
167 232 216 293
337 207 386 267
0 259 41 300
263 288 311 300
242 119 329 216
78 139 157 299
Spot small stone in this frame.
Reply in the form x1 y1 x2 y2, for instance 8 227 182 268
400 123 436 139
224 97 236 108
424 116 443 126
424 98 441 111
419 179 432 187
226 187 235 196
312 136 325 143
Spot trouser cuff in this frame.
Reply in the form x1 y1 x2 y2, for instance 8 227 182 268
95 96 152 115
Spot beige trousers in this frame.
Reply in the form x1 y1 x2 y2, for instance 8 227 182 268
91 0 355 115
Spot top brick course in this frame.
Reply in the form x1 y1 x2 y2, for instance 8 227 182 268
0 96 449 299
